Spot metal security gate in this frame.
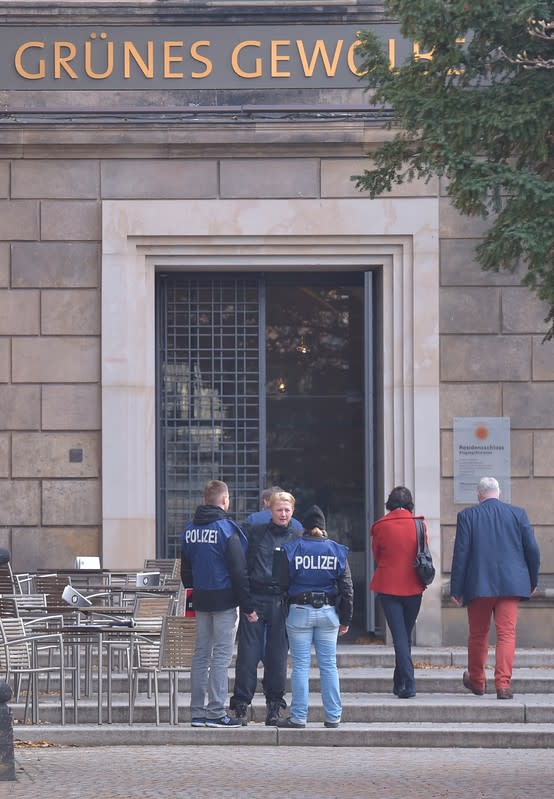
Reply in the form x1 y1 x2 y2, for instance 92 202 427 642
156 274 262 558
156 270 376 632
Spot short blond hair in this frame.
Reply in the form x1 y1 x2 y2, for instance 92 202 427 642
203 480 229 506
269 490 295 509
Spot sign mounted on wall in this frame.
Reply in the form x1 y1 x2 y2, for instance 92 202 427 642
0 24 412 90
453 417 511 505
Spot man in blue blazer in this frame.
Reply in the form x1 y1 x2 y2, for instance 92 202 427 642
450 476 540 699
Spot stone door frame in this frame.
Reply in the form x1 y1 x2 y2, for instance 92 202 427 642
101 197 442 643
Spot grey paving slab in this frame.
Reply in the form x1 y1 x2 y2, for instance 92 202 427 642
11 744 554 798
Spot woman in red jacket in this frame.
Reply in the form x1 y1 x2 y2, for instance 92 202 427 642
370 486 427 698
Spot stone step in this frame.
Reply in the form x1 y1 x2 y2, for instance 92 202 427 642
33 645 554 670
10 690 554 726
335 646 554 669
105 665 554 694
13 721 554 749
10 647 554 749
19 663 554 699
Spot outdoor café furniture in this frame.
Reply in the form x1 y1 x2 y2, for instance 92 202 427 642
0 616 66 724
61 621 161 724
0 554 17 594
143 558 179 579
129 615 195 725
0 593 48 618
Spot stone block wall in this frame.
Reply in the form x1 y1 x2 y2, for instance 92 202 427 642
0 138 552 645
0 145 437 573
439 182 554 644
0 158 102 570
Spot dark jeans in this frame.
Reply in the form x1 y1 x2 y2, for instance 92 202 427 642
230 594 288 706
379 593 422 694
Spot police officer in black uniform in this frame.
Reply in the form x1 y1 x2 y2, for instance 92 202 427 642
230 490 299 725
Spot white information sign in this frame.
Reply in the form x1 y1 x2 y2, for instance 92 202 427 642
453 417 511 504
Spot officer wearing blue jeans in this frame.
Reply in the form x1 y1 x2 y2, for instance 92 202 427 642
275 505 353 728
181 479 256 728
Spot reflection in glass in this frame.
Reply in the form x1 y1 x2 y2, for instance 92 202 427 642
265 279 365 626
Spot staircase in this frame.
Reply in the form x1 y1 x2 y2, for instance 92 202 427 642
11 645 554 747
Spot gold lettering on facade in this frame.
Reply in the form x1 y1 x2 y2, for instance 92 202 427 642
296 39 343 76
413 42 434 61
270 40 291 77
124 41 154 78
164 41 184 78
85 34 114 79
14 41 45 79
54 41 78 79
447 38 466 75
388 38 396 69
190 41 212 78
11 31 391 83
346 39 364 76
231 41 262 78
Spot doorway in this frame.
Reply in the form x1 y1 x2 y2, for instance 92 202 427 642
156 271 375 630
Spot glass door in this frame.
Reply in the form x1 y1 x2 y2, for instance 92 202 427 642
264 274 368 629
156 271 375 630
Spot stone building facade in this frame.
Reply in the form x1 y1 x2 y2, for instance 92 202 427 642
0 1 552 645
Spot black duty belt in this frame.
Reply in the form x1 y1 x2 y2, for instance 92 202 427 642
289 592 335 608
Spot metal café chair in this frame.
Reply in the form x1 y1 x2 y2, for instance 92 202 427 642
143 558 176 579
0 616 66 724
0 558 18 595
0 593 48 619
105 594 174 707
129 615 196 725
33 574 76 614
59 589 175 722
15 573 33 594
133 595 174 619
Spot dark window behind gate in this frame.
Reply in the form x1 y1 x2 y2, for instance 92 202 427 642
156 271 374 632
156 275 261 558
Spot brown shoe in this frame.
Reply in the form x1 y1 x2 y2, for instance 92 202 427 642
463 670 485 696
496 688 514 700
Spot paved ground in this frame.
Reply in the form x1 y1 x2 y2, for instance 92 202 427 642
11 743 554 798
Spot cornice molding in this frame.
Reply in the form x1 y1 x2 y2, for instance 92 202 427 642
0 1 389 25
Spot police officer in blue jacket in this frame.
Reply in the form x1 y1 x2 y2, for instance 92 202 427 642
275 505 353 729
181 479 256 728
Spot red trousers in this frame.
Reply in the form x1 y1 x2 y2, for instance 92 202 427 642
466 596 520 692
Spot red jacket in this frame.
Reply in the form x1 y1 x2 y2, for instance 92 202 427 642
369 508 426 596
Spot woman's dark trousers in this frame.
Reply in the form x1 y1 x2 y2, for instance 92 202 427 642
379 593 422 695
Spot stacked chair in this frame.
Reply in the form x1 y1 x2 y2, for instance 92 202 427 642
129 615 196 725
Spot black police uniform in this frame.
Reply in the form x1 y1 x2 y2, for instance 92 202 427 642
230 519 298 724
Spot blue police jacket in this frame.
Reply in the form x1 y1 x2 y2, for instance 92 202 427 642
181 504 252 613
284 535 349 596
450 497 540 606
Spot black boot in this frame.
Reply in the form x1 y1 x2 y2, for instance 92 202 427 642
232 701 249 726
265 700 282 726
